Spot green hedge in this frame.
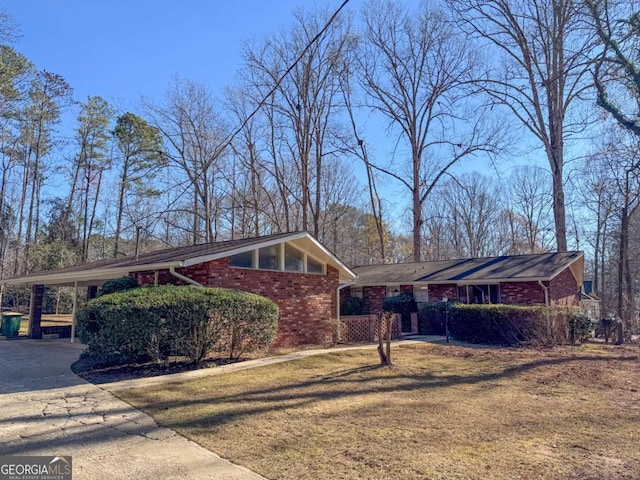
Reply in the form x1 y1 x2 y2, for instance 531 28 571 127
418 302 448 335
97 276 139 297
434 304 583 346
341 296 364 315
382 294 417 315
77 285 279 365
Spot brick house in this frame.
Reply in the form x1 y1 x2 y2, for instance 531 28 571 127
341 252 586 332
2 232 356 347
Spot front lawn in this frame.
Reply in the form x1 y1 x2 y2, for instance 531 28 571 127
118 343 640 480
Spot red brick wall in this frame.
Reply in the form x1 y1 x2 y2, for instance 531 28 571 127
340 285 353 310
428 284 458 302
549 267 579 306
400 284 414 296
363 286 386 314
135 260 338 348
499 281 544 305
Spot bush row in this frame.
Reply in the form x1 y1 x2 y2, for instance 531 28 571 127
418 302 589 346
77 285 279 365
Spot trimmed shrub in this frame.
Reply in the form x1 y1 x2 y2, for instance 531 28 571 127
97 276 139 297
567 310 595 344
76 285 279 365
448 304 581 346
212 288 279 360
382 294 417 315
418 302 448 335
341 296 364 316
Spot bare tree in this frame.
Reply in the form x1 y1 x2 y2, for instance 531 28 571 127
509 166 554 253
448 0 595 252
337 60 389 263
242 7 353 236
440 173 503 258
144 77 229 244
586 0 640 136
359 0 500 262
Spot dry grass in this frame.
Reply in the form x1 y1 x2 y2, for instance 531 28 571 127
118 343 640 480
18 314 72 335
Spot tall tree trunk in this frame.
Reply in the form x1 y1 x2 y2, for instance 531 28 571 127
616 195 628 344
412 147 422 262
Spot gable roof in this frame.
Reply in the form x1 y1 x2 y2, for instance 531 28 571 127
351 251 584 287
1 231 356 287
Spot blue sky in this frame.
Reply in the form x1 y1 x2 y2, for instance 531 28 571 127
4 0 547 230
5 0 350 108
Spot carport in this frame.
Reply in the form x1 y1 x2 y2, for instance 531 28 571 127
0 262 161 341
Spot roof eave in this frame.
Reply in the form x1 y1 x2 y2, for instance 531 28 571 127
349 276 556 287
1 261 184 286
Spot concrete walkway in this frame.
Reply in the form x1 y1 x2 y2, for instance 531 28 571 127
0 339 265 480
0 336 444 479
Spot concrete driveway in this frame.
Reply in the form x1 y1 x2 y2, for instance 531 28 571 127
0 339 264 480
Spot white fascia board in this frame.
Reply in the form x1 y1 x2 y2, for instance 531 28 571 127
1 261 184 286
181 232 308 268
302 234 357 280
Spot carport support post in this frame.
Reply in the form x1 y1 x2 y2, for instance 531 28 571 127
28 284 44 339
70 281 78 343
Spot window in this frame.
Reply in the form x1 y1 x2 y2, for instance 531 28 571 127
457 286 468 303
307 256 324 274
414 286 429 303
351 287 363 299
285 244 304 272
229 251 253 268
459 284 500 304
386 286 401 298
259 245 280 270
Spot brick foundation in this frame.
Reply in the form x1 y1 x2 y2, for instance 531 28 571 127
135 259 339 348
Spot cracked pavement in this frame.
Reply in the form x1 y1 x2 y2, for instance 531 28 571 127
0 339 265 479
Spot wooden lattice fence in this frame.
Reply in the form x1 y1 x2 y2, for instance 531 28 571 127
340 314 400 343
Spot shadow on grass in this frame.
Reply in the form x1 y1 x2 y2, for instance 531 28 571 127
118 353 638 432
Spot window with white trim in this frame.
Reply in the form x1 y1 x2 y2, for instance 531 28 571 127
229 251 253 268
259 245 280 270
386 286 401 297
307 255 324 274
414 286 429 303
228 242 327 275
458 284 500 304
284 244 304 272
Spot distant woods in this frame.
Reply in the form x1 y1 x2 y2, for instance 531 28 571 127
1 1 640 332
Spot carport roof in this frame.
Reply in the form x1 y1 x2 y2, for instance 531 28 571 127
1 231 357 287
351 251 584 286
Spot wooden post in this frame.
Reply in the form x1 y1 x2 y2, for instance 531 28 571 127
29 284 44 339
70 281 78 343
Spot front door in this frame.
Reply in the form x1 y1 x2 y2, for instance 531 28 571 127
401 312 412 332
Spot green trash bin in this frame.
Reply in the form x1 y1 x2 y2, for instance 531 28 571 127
1 312 22 337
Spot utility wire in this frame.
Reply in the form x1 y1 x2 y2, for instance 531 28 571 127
150 0 351 242
218 0 351 152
